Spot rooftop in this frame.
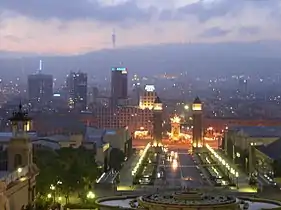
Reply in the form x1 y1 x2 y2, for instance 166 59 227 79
9 103 32 122
0 132 37 143
154 96 162 104
193 96 201 104
228 126 281 138
256 138 281 160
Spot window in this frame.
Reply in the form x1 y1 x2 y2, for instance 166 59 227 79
14 154 22 168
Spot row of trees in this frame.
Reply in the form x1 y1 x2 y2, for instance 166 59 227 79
34 147 100 202
34 146 126 202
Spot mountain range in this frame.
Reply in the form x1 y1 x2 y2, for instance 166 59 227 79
0 41 281 81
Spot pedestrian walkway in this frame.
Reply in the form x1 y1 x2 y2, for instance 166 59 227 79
118 151 141 189
210 149 256 192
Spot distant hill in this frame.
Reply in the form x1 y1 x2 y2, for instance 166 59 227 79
0 41 281 81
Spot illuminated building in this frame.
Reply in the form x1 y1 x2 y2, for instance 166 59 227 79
96 106 153 135
28 74 53 106
111 67 128 107
223 126 281 178
131 75 141 106
139 85 157 110
170 115 181 141
66 71 88 111
167 115 191 141
153 96 163 146
192 97 203 148
0 104 39 210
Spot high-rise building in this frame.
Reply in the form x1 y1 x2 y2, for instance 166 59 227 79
88 87 99 105
111 67 128 107
139 85 157 110
131 75 142 105
153 96 163 146
66 71 88 110
192 97 203 149
28 74 53 106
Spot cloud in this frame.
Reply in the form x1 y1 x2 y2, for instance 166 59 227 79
239 27 260 35
1 0 280 24
4 35 22 43
0 0 281 54
200 27 230 37
177 0 281 22
0 0 153 22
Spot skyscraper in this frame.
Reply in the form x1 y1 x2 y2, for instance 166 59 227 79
139 85 157 110
28 74 53 106
111 67 128 107
66 71 88 111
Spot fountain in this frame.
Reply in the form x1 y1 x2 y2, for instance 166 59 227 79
96 190 281 210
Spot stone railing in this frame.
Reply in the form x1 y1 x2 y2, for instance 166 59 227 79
0 165 29 187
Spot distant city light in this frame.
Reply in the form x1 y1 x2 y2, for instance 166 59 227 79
145 85 155 92
112 67 127 71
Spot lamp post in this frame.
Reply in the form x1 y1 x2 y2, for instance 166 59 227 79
236 172 239 189
87 191 96 210
50 184 56 203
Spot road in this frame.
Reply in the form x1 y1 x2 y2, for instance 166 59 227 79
158 149 204 188
178 149 204 188
163 159 182 187
119 151 141 187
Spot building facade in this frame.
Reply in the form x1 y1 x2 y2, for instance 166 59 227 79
223 126 281 177
192 97 203 148
0 104 38 210
28 74 53 106
152 96 163 145
139 85 157 110
96 106 153 135
111 67 128 107
66 71 88 110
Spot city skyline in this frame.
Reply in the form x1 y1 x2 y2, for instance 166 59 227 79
0 0 281 54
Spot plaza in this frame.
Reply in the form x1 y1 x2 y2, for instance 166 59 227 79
96 190 281 210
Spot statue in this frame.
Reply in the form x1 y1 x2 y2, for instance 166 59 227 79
0 181 10 210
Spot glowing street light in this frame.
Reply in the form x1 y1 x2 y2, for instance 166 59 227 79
87 191 95 199
184 105 189 110
172 159 178 169
174 152 178 159
50 184 56 191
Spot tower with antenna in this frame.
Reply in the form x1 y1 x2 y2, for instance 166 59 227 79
112 29 116 49
38 59 43 74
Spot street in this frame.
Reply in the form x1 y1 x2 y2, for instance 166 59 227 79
163 160 182 187
159 148 204 188
178 149 204 188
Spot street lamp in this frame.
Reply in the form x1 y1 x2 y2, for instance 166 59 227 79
50 184 56 203
184 105 189 110
236 172 239 189
50 184 55 191
17 167 23 173
87 191 95 199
